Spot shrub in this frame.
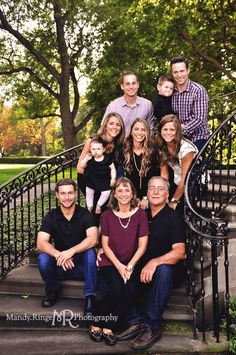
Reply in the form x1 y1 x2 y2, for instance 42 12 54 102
0 156 50 164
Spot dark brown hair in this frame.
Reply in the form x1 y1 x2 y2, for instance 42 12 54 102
55 178 77 192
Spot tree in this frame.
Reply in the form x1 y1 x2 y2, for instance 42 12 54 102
86 0 236 128
0 0 97 149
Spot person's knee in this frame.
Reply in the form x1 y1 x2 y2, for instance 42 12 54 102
83 248 97 265
154 264 173 283
37 252 54 270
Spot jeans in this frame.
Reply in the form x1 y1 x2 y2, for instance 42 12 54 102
193 138 207 152
38 248 97 297
127 264 174 331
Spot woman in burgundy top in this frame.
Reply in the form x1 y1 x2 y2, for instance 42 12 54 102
89 177 149 346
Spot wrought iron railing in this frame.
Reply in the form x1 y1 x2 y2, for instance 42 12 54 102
0 95 235 343
0 144 84 279
185 110 236 342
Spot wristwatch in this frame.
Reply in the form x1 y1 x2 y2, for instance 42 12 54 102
170 197 179 204
127 263 134 271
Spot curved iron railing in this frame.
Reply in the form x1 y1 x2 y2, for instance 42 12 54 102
185 110 236 342
0 96 235 342
0 144 84 279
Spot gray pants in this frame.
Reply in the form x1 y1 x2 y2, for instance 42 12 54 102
86 186 111 210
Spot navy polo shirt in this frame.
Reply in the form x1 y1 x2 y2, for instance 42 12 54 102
39 205 96 251
144 204 185 262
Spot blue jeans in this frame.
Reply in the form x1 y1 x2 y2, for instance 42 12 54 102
38 248 97 297
127 264 174 331
193 139 207 152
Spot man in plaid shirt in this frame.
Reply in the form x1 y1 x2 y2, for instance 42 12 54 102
170 56 210 151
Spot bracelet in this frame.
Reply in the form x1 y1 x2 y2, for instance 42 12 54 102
127 263 134 271
170 197 179 204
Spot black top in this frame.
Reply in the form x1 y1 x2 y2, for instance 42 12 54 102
122 152 160 199
85 155 113 191
39 205 96 251
154 94 174 124
143 204 185 263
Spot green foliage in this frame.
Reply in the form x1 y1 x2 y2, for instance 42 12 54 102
222 297 236 354
86 0 236 128
229 297 236 354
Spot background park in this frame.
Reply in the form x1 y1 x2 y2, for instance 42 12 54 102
0 1 235 170
0 1 235 354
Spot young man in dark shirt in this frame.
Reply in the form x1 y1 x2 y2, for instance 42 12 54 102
37 178 98 315
117 176 186 350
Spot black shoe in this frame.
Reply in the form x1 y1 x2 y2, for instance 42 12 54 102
117 322 145 341
132 327 162 350
42 291 58 307
84 295 95 316
103 332 117 346
89 330 103 342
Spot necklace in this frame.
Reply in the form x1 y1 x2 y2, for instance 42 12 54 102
118 215 131 229
133 152 142 189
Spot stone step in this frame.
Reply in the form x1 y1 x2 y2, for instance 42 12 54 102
209 169 236 185
0 323 229 354
0 264 84 298
0 292 192 330
0 264 192 323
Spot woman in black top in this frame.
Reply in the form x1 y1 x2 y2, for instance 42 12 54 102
122 118 168 209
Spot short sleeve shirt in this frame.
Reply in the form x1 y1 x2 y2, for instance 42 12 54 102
39 205 96 251
143 204 185 263
168 139 198 185
99 208 149 266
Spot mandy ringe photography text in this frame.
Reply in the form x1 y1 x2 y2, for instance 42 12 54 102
6 310 118 329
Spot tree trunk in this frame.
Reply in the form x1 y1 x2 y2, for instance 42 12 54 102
39 117 47 156
59 94 77 149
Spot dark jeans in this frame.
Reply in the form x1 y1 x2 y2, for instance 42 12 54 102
38 248 97 297
93 265 140 331
193 139 207 152
127 264 174 331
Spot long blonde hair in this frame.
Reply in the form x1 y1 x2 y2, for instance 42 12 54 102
123 118 153 176
97 112 125 148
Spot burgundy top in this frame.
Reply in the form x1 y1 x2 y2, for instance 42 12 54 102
98 208 149 267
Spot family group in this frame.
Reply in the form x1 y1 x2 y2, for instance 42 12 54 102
36 55 210 350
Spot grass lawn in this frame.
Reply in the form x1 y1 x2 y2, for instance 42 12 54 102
0 164 78 186
0 164 34 185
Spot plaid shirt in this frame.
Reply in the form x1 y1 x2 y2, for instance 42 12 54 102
171 80 210 142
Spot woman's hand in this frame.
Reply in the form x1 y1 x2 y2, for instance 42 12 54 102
96 247 104 266
168 201 177 210
116 261 133 283
139 197 148 210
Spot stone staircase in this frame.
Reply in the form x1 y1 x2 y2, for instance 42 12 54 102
0 251 192 330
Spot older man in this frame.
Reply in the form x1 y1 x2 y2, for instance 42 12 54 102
37 178 98 315
117 176 186 350
102 70 155 132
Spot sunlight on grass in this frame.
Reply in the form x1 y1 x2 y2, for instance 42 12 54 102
0 164 34 185
0 164 78 186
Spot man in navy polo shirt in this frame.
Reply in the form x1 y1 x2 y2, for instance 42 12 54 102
37 178 98 315
117 176 186 350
